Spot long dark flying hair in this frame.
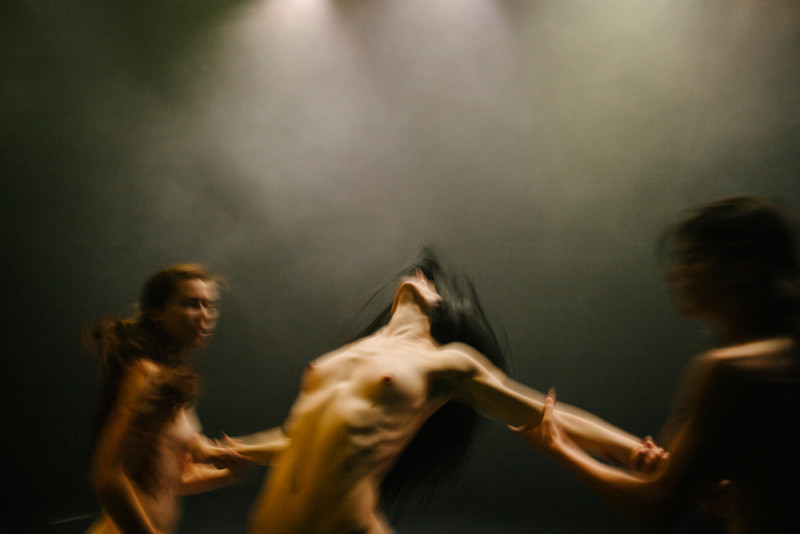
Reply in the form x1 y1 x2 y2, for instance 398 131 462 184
83 264 218 445
668 196 800 340
353 248 508 510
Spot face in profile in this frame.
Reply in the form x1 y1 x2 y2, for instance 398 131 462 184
665 239 721 319
152 278 220 352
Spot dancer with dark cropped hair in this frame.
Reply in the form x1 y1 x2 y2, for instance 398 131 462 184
514 196 800 533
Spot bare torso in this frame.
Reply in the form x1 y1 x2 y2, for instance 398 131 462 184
87 397 198 533
687 337 800 533
249 333 460 534
245 275 646 533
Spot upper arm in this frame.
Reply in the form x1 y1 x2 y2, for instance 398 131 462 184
91 362 162 482
435 345 541 426
658 354 726 481
181 408 209 455
184 407 203 433
444 344 643 461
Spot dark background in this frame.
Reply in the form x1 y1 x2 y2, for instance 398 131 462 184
3 1 799 532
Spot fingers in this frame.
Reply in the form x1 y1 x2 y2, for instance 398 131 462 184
208 448 253 470
508 387 557 435
631 437 648 471
508 420 536 434
631 435 669 473
539 387 556 426
201 437 249 461
544 387 556 411
221 432 244 447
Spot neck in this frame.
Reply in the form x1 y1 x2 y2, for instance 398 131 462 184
382 291 433 340
710 306 787 346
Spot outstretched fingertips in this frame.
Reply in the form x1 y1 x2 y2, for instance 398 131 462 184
545 387 556 408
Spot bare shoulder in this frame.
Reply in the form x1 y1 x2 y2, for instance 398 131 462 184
132 358 163 375
127 358 167 383
705 337 796 362
118 358 164 401
312 338 368 363
435 342 496 375
684 338 799 397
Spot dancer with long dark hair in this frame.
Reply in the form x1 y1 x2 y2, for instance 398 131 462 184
234 250 650 533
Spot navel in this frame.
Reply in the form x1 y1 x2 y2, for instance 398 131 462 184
381 373 395 385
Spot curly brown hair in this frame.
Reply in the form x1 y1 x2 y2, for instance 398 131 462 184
83 264 219 449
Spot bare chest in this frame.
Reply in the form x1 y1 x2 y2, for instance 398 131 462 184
283 343 443 444
301 344 432 408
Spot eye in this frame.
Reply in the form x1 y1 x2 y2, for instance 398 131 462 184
183 298 203 309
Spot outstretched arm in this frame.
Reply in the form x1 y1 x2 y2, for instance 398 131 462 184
180 458 253 495
179 410 255 494
513 389 687 525
446 344 644 466
226 426 290 466
500 377 646 466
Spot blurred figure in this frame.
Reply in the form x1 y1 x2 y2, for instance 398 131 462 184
514 196 800 533
83 264 252 534
233 250 652 534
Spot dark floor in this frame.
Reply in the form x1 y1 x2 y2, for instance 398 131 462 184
7 508 722 534
7 474 722 534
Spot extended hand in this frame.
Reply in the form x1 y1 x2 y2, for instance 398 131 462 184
630 436 669 474
509 388 564 452
220 432 245 448
194 440 254 478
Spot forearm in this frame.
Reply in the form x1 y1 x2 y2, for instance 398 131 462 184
459 351 643 465
230 427 289 466
555 407 641 465
493 380 642 463
548 432 670 524
180 464 242 495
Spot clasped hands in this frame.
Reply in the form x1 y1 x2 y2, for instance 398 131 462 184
193 435 254 479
